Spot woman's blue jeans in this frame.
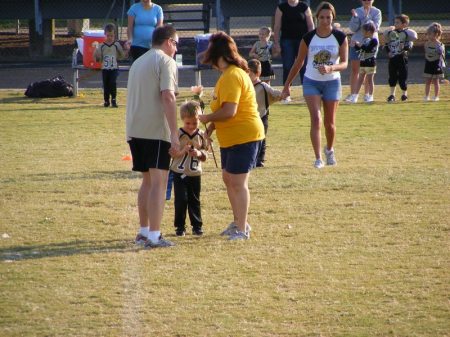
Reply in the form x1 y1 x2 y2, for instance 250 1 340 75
281 38 306 85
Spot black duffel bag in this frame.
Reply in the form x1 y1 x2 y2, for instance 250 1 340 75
25 76 74 98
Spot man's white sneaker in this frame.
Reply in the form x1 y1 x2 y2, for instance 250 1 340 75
314 159 324 169
324 147 337 166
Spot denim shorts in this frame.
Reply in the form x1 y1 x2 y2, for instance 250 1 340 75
302 76 342 101
349 46 359 61
220 141 261 174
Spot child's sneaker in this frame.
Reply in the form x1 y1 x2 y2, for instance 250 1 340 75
192 227 203 236
324 147 337 166
104 101 110 107
175 228 186 237
432 96 440 102
314 159 324 169
144 236 175 249
111 100 118 108
135 234 148 246
387 95 395 103
281 96 292 104
401 94 408 101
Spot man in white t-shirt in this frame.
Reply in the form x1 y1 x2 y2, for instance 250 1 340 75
126 24 180 249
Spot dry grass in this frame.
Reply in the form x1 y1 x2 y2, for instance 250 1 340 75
0 85 449 337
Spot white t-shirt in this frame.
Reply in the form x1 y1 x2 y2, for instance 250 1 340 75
126 48 178 142
303 29 346 81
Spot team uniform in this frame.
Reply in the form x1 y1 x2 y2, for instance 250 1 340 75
252 41 275 81
354 37 379 74
348 7 381 61
384 28 418 91
424 41 446 79
253 81 281 166
94 41 126 106
170 128 208 235
302 28 347 101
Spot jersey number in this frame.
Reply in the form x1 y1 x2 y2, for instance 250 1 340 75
177 153 199 171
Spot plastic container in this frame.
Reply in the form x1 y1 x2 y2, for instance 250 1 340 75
82 30 106 69
194 34 212 69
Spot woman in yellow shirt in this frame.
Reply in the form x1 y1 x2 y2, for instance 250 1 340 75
199 32 264 241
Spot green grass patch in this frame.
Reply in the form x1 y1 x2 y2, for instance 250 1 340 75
0 85 449 337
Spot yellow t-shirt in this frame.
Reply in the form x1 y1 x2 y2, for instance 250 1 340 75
210 65 264 148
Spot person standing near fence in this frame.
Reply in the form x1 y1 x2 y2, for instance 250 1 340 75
273 0 315 103
126 25 180 249
126 0 164 62
281 1 348 169
94 23 127 108
423 22 445 102
345 0 381 103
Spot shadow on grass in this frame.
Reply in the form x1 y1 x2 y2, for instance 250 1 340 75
1 171 140 184
1 239 139 261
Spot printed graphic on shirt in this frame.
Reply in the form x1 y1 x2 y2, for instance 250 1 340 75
311 44 338 69
386 30 411 56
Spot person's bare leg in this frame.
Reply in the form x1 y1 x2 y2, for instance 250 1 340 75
323 100 338 151
138 172 151 228
147 168 169 231
305 95 323 160
350 60 360 94
223 171 250 232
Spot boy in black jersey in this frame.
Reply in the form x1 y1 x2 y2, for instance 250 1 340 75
383 14 417 102
94 23 127 107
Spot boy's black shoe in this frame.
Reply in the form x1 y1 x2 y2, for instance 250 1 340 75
175 228 186 237
111 100 118 108
401 94 408 101
387 95 395 103
256 161 265 168
104 101 110 107
192 227 203 236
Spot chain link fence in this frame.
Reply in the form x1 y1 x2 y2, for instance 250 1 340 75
0 2 449 63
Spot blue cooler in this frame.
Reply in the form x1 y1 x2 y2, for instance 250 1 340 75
195 34 212 69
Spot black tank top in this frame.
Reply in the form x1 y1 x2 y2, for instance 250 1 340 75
279 1 309 40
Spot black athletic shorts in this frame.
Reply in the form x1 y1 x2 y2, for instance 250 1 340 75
127 138 171 172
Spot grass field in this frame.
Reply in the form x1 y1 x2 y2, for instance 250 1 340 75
0 85 449 337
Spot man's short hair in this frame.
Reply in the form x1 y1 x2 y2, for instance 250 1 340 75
152 24 177 46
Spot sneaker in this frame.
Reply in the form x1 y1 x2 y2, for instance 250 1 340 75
281 96 292 104
424 96 430 102
111 100 118 108
220 222 252 236
228 230 249 241
144 235 175 249
256 161 265 168
175 228 186 237
314 159 324 169
401 94 408 101
324 147 337 166
364 94 374 103
192 227 203 236
345 94 358 103
387 95 395 103
432 96 440 102
135 234 148 246
104 101 110 107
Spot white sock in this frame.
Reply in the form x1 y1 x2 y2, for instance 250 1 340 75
148 231 161 243
139 227 149 238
